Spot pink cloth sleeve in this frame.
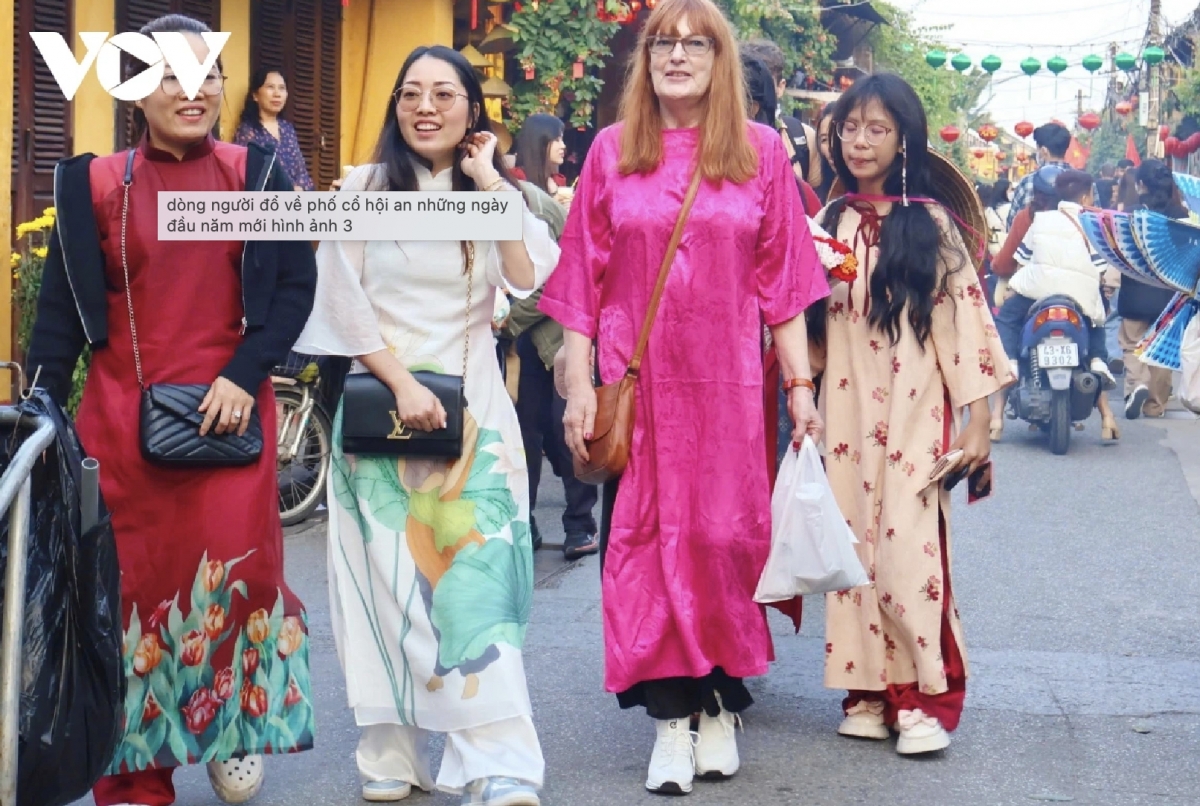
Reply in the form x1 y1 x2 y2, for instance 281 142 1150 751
755 129 831 326
537 133 613 339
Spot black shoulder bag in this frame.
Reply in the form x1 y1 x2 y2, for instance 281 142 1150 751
339 244 471 458
121 149 264 467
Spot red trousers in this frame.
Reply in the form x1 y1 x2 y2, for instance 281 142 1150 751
93 768 175 806
843 512 967 732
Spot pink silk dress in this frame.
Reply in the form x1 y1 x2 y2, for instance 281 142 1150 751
539 123 829 694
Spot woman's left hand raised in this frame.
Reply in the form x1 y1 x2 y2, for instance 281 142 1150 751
788 388 824 447
460 131 500 184
199 377 256 437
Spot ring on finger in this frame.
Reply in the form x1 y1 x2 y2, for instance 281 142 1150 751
232 410 243 420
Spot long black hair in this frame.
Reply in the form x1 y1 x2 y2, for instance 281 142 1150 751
126 14 222 142
1136 159 1187 216
238 67 288 131
514 113 564 193
814 105 835 202
740 53 777 126
369 45 514 194
808 72 960 350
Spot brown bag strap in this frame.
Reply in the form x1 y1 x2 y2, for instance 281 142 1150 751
627 167 704 377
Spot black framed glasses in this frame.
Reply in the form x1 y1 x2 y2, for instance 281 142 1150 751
161 73 225 97
394 87 469 112
647 35 714 56
836 121 894 146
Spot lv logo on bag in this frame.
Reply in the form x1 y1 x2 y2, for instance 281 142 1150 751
388 411 413 440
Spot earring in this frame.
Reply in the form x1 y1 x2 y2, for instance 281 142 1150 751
901 137 909 207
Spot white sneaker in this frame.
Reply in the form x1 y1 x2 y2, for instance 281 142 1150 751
645 718 698 794
207 754 265 804
837 700 890 740
363 779 413 802
694 694 741 779
1090 358 1117 390
895 709 951 755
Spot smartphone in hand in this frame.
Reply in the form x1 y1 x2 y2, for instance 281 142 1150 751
966 461 993 504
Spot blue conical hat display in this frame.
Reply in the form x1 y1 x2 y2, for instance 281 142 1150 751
1110 213 1173 288
1080 211 1135 275
1173 172 1200 216
1137 293 1197 370
1132 210 1200 295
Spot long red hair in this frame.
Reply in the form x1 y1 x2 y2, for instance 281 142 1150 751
617 0 757 183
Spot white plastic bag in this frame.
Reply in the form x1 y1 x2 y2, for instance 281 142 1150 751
754 437 870 602
1180 314 1200 415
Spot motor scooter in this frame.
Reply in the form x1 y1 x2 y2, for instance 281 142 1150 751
1007 295 1101 455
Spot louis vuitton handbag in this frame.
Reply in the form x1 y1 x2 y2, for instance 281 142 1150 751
119 150 263 467
339 245 474 458
573 167 703 485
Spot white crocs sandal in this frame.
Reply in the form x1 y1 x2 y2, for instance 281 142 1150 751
207 754 265 804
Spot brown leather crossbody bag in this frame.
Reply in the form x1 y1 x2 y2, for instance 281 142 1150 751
573 167 703 484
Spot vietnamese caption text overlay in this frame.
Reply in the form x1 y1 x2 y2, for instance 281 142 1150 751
157 192 524 241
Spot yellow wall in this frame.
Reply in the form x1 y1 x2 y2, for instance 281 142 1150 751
219 0 250 142
73 0 115 157
0 0 12 380
340 0 455 169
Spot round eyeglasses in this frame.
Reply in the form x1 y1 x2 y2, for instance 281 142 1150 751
647 36 714 57
836 121 894 146
394 87 469 113
161 73 225 97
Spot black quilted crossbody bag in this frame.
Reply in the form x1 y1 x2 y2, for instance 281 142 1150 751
120 149 263 467
339 243 472 459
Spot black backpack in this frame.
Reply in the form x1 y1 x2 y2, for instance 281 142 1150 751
778 115 812 183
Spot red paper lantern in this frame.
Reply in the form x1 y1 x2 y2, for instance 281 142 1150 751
525 67 536 80
630 0 641 10
1014 121 1034 139
973 148 986 159
1077 112 1100 131
996 151 1007 161
978 124 999 143
573 59 585 79
1115 101 1132 116
939 125 960 144
1016 152 1028 163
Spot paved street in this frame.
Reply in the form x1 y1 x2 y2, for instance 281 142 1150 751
82 400 1200 806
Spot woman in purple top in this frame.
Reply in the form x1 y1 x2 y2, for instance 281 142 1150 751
233 68 316 190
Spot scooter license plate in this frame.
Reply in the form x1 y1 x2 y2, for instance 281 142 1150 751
1037 343 1079 368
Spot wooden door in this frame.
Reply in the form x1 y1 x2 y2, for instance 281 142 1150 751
114 0 222 151
252 0 341 190
12 0 72 232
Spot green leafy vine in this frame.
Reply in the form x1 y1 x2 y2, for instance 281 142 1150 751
508 0 622 131
716 0 836 115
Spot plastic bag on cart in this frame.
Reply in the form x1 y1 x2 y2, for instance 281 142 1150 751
0 388 123 806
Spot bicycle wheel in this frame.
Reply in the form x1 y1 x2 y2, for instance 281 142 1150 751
276 387 332 527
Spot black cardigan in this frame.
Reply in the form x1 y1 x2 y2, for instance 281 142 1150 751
26 142 317 406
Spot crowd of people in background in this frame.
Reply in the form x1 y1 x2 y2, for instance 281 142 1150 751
974 119 1181 431
18 0 1193 805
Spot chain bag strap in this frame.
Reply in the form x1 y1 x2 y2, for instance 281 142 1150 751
339 239 473 458
122 149 264 466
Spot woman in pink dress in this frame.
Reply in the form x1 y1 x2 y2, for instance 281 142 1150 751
539 0 828 795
